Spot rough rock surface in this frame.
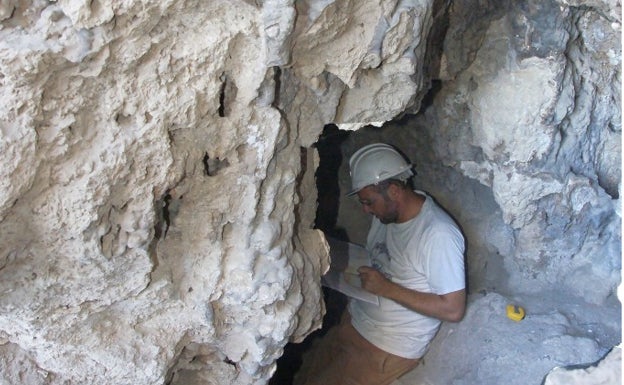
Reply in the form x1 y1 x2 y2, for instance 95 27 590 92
543 345 622 385
0 1 436 384
395 293 612 385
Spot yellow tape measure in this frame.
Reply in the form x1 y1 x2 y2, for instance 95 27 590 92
506 304 526 321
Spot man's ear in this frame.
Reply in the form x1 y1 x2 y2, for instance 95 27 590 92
387 183 400 200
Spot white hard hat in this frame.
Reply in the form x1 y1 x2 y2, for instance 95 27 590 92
347 143 413 196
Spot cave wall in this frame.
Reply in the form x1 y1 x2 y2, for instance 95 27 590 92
0 1 440 384
337 0 621 346
0 0 620 384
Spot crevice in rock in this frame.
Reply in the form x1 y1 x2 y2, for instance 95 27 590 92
218 72 238 117
218 73 227 117
162 193 172 238
202 152 230 176
273 66 282 108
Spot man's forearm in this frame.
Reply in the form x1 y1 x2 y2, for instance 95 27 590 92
383 283 465 322
358 266 466 322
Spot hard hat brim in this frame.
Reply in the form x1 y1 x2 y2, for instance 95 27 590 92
346 187 362 197
345 168 413 197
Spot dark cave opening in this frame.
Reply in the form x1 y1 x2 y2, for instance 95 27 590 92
269 124 351 385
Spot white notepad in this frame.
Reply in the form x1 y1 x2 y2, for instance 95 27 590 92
321 238 380 306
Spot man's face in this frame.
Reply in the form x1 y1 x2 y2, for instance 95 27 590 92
356 185 399 224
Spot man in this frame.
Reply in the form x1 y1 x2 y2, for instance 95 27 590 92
295 143 466 385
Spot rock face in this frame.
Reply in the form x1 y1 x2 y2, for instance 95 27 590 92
395 293 613 385
0 1 437 384
543 345 622 385
0 0 620 384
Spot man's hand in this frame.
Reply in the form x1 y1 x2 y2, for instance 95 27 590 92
357 266 392 296
357 266 466 323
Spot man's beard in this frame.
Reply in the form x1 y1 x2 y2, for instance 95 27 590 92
378 202 399 224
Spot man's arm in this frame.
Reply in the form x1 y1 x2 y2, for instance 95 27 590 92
357 266 466 322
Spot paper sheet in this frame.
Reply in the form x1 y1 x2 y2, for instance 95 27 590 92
321 238 380 305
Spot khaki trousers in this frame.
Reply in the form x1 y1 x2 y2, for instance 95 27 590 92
294 313 420 385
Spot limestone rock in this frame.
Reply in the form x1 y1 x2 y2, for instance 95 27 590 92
542 345 622 385
288 0 436 131
415 0 620 303
0 0 434 384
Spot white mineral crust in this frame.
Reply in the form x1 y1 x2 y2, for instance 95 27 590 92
0 0 434 384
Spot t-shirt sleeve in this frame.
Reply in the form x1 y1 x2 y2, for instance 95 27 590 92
423 226 465 295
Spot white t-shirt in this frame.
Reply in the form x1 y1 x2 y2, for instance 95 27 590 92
349 191 465 359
